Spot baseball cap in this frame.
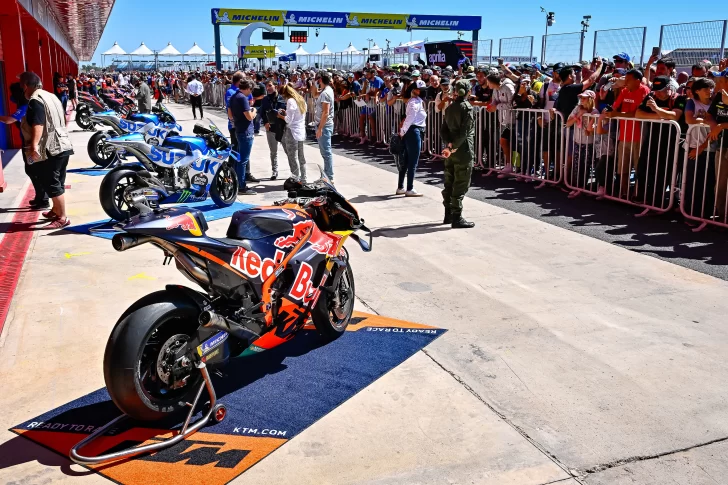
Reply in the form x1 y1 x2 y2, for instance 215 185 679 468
613 68 627 76
465 73 477 80
552 62 566 71
414 79 427 89
652 75 671 91
467 65 475 72
578 90 596 99
531 62 543 71
347 73 354 78
440 77 451 85
613 52 631 62
412 70 421 77
713 68 728 78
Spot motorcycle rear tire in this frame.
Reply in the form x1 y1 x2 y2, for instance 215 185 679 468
311 257 355 340
88 131 118 168
75 106 93 130
100 168 141 221
209 162 239 207
104 290 202 421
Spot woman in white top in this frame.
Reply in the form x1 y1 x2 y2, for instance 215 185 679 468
278 84 308 182
397 80 428 197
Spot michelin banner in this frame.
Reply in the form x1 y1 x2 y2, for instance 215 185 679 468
240 45 276 59
211 9 481 31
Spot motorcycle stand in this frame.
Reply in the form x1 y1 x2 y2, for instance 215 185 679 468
69 362 226 466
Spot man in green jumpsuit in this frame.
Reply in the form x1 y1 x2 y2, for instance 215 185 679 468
441 79 476 228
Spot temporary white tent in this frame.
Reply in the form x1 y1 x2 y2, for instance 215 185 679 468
339 43 362 69
185 43 207 56
102 42 126 67
158 42 181 56
274 45 285 56
293 44 309 67
315 43 333 67
130 42 154 56
369 43 383 55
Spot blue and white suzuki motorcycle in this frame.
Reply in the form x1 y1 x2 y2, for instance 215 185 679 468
87 105 182 168
98 122 239 221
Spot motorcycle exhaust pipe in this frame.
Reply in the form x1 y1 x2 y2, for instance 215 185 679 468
112 234 151 252
199 310 261 344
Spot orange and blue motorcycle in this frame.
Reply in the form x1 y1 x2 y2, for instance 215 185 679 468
69 167 371 465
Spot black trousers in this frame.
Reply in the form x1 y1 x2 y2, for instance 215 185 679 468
229 127 250 176
36 152 70 199
23 152 48 202
190 95 203 118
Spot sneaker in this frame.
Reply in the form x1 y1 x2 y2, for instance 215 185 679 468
405 190 423 197
358 137 368 145
246 174 260 183
271 171 278 180
42 217 70 230
238 188 257 195
396 188 406 195
42 210 59 220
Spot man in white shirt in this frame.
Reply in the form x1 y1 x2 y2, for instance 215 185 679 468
186 74 205 119
315 73 336 183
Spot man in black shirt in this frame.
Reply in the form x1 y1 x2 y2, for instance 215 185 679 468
635 76 685 206
554 61 602 121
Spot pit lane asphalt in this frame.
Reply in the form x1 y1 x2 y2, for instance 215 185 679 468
317 137 728 281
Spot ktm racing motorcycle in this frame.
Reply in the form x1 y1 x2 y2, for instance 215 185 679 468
76 87 136 131
86 104 181 168
69 168 372 465
98 122 238 221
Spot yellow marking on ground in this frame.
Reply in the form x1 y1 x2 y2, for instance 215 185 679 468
64 252 91 259
127 273 157 281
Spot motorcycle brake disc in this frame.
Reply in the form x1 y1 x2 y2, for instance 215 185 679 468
156 334 191 385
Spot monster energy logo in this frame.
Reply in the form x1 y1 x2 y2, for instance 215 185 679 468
178 190 192 203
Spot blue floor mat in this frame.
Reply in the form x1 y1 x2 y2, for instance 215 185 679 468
66 168 111 176
8 313 445 485
66 201 255 240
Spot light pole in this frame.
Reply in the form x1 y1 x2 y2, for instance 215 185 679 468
540 7 555 64
579 15 591 62
366 38 373 63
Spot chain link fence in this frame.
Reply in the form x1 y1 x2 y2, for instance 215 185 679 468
498 36 535 64
593 27 647 66
659 20 728 68
542 32 582 65
476 39 494 66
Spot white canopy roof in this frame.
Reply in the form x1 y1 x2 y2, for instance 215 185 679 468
274 45 285 56
394 40 424 54
341 43 361 54
185 43 207 56
315 44 332 55
130 42 154 56
369 43 382 54
293 44 309 55
158 42 181 56
103 42 126 55
218 43 233 56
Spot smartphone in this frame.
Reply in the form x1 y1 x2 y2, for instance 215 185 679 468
497 58 504 65
651 46 660 57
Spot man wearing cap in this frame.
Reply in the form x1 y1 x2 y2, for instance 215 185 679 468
707 65 728 218
404 70 421 100
635 75 685 204
441 79 476 228
435 77 453 114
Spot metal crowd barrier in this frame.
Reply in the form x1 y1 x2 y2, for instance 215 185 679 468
475 107 564 188
680 124 728 231
563 115 682 216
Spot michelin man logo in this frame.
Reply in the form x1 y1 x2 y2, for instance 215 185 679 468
214 9 230 23
406 17 418 29
284 13 297 25
345 14 359 27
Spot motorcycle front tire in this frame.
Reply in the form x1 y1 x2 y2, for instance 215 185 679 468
75 106 93 130
104 290 202 421
99 168 141 221
311 259 355 340
209 162 239 207
87 131 118 168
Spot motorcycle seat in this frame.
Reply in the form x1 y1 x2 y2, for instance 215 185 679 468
226 211 294 241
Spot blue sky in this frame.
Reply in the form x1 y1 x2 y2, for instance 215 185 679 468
89 1 724 65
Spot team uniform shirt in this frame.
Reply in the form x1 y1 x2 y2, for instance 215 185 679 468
613 84 650 142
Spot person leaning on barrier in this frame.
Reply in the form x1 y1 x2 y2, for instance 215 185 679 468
18 71 74 229
633 76 685 206
707 67 728 220
440 80 476 229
